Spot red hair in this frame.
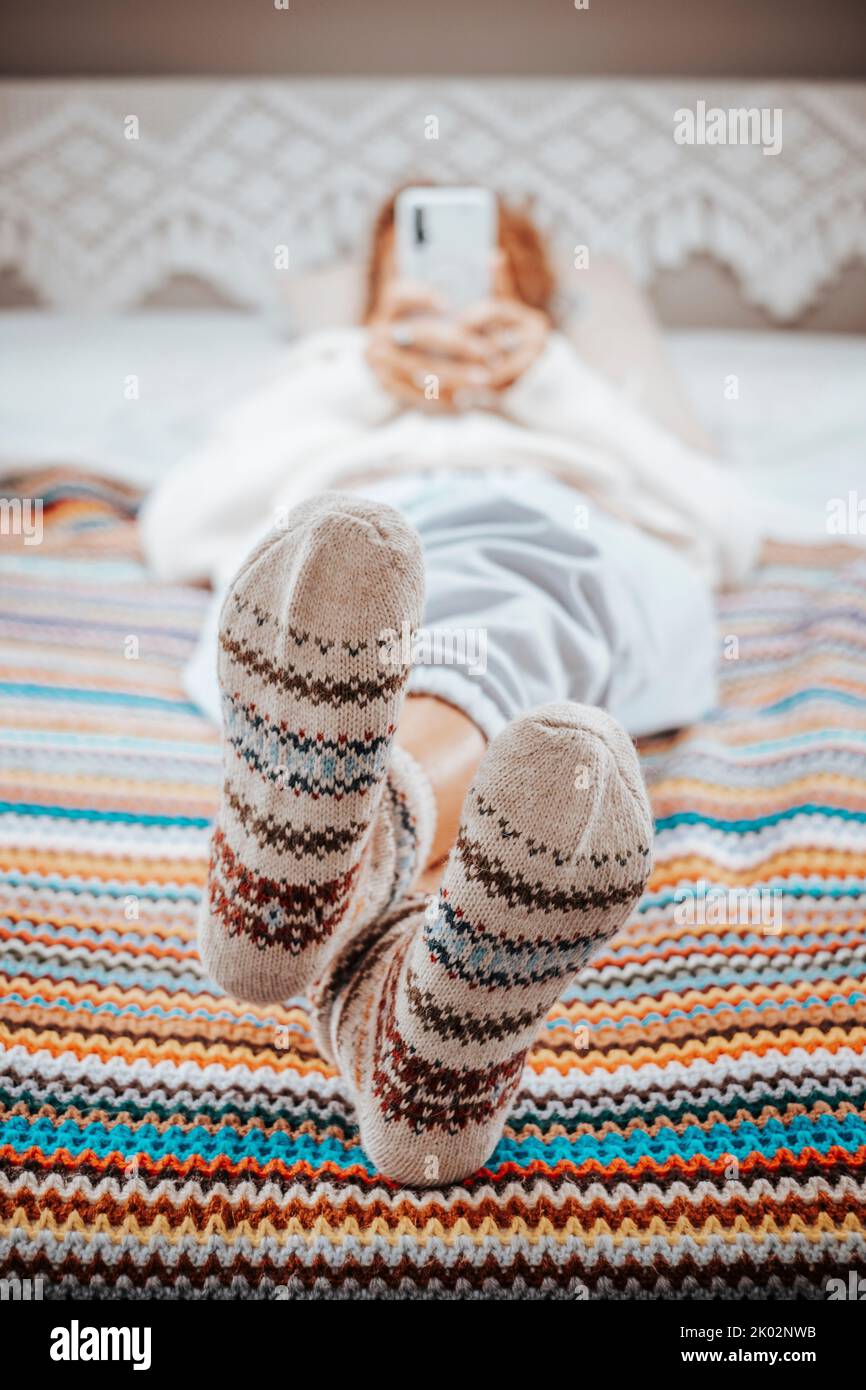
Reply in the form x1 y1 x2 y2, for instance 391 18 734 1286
362 185 556 323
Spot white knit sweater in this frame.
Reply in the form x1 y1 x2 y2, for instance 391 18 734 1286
140 327 762 590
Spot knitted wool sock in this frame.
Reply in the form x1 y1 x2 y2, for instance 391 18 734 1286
321 701 654 1186
198 493 435 1005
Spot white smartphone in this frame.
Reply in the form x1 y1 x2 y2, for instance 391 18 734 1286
395 186 496 310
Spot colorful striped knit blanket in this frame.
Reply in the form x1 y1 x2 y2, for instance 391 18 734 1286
1 473 864 1299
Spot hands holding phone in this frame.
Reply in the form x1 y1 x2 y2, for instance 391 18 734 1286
366 254 549 411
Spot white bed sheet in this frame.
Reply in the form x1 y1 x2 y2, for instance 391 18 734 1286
1 313 864 539
668 331 866 537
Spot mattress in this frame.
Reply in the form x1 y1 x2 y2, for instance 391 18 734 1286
0 470 864 1298
2 313 865 530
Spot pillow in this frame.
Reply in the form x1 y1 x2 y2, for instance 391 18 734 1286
273 259 365 337
554 252 718 455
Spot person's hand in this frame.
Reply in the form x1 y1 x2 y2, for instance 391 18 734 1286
366 281 493 411
456 297 548 390
456 252 549 390
365 256 550 410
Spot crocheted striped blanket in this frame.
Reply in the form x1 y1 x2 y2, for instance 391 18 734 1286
1 472 864 1299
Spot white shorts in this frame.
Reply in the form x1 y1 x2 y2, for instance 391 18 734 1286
185 467 718 741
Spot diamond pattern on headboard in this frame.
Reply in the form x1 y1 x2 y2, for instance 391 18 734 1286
0 79 864 318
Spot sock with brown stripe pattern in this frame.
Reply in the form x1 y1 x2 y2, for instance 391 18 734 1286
320 701 654 1186
198 493 435 1005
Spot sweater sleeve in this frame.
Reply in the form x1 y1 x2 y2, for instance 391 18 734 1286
139 330 395 584
500 333 762 587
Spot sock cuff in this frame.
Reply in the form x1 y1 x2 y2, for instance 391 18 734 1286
385 744 437 902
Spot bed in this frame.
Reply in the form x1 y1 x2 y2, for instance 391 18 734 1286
0 312 864 1298
1 74 865 1299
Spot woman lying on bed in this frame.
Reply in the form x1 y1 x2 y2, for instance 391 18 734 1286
140 188 761 1186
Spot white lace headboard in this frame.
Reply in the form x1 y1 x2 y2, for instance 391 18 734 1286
1 78 864 321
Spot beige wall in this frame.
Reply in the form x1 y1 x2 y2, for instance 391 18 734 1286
3 0 866 78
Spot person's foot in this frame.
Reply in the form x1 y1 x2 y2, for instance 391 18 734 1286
198 493 435 1004
323 702 654 1186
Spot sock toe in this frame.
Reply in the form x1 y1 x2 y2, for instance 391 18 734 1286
462 701 654 895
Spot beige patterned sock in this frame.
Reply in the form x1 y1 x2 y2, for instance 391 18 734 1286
321 702 654 1186
198 493 435 1005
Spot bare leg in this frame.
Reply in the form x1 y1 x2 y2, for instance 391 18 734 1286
394 694 486 887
